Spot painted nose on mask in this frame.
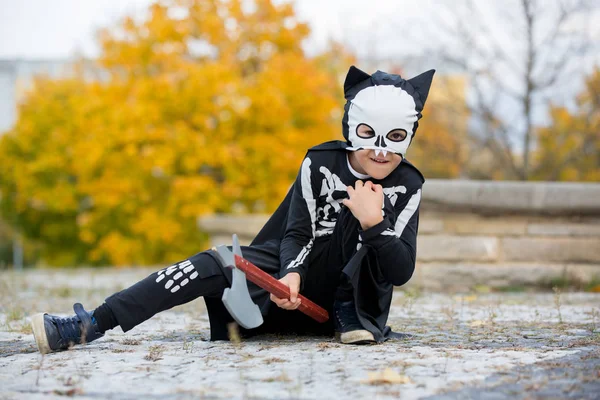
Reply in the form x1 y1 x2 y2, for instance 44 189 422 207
374 136 387 148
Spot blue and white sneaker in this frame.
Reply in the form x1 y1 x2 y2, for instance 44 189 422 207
333 300 376 344
31 303 104 354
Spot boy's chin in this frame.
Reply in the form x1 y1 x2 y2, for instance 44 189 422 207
365 168 394 180
364 158 401 179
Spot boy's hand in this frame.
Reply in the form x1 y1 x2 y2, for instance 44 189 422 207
270 272 302 310
342 180 384 230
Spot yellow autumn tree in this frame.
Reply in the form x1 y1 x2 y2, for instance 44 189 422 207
408 75 467 178
533 67 600 181
0 0 351 266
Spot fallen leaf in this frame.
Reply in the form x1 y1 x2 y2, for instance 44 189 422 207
53 388 82 396
469 320 486 327
362 368 412 385
261 372 292 382
453 295 478 303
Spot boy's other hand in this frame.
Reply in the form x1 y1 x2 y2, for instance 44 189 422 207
342 180 384 230
270 272 302 310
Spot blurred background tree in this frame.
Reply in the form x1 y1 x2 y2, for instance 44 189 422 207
9 0 595 268
0 220 14 268
0 0 353 266
422 0 598 180
409 75 468 178
533 67 600 181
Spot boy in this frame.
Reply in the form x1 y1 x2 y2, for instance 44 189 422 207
31 66 434 353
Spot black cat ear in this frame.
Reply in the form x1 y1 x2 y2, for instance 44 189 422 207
407 69 435 108
344 66 371 94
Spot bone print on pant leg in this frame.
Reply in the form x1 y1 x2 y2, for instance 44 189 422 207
103 252 229 332
156 259 200 293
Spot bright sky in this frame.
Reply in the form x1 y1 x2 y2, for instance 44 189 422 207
1 0 598 120
0 0 440 59
1 0 599 151
1 0 598 68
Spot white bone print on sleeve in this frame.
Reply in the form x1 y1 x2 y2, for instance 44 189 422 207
382 185 407 207
381 189 421 238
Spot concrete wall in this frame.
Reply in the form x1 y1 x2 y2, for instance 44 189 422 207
198 180 600 291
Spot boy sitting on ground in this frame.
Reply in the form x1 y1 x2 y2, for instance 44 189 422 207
32 65 434 353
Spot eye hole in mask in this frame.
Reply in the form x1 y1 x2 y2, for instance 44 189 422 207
386 129 407 142
356 123 375 139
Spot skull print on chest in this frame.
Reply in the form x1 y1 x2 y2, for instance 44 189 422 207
315 166 408 237
316 166 347 237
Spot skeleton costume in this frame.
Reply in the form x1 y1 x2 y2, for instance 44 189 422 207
99 66 435 343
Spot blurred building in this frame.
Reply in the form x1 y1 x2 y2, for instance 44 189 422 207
0 59 73 134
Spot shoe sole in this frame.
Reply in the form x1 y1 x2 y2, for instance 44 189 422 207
338 330 376 345
31 313 52 354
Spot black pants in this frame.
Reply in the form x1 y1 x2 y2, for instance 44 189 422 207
104 246 278 333
104 207 361 335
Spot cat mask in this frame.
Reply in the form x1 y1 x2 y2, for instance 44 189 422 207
342 66 435 157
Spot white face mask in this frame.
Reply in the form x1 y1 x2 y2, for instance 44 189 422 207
346 85 419 157
341 66 435 159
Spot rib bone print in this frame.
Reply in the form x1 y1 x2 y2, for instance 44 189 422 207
155 260 199 293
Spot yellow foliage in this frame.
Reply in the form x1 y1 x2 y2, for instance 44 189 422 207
404 75 467 178
533 67 600 182
0 0 347 266
0 0 464 266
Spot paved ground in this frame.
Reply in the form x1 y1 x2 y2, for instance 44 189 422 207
0 268 598 399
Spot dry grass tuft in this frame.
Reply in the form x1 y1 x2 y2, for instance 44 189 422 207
261 371 292 383
144 344 165 362
263 357 286 364
120 338 141 346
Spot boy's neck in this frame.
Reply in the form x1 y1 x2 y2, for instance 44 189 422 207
346 152 370 178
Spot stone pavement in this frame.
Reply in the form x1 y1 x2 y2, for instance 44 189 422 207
0 268 598 399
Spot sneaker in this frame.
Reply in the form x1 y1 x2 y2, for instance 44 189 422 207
31 303 104 354
333 300 375 344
